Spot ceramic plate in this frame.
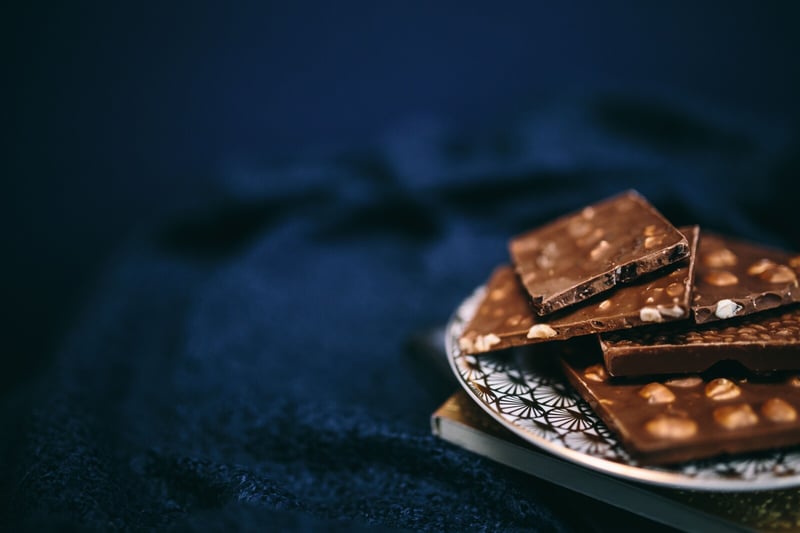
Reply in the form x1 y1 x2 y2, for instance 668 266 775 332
446 286 800 491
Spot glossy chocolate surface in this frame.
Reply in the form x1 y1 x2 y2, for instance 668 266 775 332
458 227 698 355
692 233 800 324
601 305 800 377
509 190 689 316
561 344 800 465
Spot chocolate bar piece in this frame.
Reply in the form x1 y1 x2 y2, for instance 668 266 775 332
458 227 698 355
509 190 690 315
600 305 800 376
561 344 800 465
692 233 800 324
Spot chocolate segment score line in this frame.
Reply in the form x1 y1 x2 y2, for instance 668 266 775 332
561 342 800 465
509 190 690 316
459 226 699 355
692 233 800 324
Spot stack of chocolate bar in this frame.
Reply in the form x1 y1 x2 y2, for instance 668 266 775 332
459 190 800 465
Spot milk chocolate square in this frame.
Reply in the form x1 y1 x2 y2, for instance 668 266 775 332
509 190 690 316
458 227 699 355
561 344 800 465
601 305 800 377
692 233 800 323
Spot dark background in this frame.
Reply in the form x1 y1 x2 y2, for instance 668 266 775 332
7 2 800 384
4 2 800 530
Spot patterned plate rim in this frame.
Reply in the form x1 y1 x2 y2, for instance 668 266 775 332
446 285 800 492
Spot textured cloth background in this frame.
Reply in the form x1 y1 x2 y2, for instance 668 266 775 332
3 94 800 531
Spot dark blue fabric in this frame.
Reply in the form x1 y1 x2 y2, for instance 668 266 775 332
3 93 800 531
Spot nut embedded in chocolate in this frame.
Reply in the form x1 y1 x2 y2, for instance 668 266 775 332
600 305 800 377
713 404 758 430
703 270 739 287
584 364 608 382
645 415 697 440
664 376 703 388
692 233 800 324
458 226 699 355
509 190 690 316
638 382 675 404
762 398 797 423
705 378 741 401
561 345 800 465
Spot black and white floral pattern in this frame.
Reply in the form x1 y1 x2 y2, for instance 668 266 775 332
497 393 545 419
